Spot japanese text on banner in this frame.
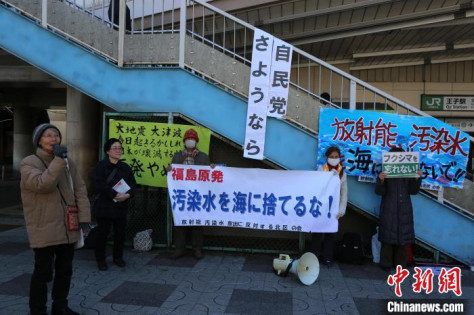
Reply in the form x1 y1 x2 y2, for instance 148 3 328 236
167 165 340 233
244 28 274 160
109 119 210 187
317 108 470 189
268 37 293 118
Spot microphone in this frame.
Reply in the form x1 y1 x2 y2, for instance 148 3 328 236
53 144 69 169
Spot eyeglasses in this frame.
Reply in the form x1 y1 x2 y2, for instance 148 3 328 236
110 147 123 151
41 133 60 138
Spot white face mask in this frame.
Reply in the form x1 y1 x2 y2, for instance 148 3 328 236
185 139 196 149
328 158 340 166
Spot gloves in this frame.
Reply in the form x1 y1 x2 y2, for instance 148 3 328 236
53 144 68 159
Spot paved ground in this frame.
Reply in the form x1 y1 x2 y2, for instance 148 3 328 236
0 179 21 209
0 226 472 315
0 181 472 314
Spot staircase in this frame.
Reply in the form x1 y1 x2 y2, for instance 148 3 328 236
0 0 472 265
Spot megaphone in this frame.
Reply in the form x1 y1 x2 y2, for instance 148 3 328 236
273 252 320 285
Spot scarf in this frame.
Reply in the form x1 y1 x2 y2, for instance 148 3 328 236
322 163 344 179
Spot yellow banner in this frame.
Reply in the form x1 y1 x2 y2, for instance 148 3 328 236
109 119 211 187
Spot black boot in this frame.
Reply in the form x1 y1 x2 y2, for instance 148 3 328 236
113 258 126 267
97 260 108 271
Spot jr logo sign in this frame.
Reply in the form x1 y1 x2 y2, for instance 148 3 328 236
421 95 443 110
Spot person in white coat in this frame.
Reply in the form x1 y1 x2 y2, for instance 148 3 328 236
311 145 348 266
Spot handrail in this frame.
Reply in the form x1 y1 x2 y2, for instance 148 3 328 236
422 189 473 218
192 0 423 116
1 0 472 209
60 0 180 34
0 0 467 129
189 0 474 144
8 0 469 144
187 0 474 189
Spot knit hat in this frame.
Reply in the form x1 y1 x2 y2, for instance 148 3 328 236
183 129 199 142
32 123 62 147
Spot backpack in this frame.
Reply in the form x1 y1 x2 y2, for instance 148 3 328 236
337 232 366 264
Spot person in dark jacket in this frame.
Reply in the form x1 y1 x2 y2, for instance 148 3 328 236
108 0 132 31
167 128 212 260
93 138 136 271
375 147 422 271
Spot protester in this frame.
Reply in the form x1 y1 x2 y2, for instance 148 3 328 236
20 123 90 315
93 138 136 271
167 128 212 259
375 147 422 272
108 0 132 31
311 145 347 267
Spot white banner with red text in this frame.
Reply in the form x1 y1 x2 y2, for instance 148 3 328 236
167 165 340 233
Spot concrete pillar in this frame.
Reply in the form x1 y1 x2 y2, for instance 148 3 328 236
66 87 100 193
12 105 37 173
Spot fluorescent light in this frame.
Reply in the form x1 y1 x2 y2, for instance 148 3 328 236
431 56 474 64
290 14 455 45
453 42 474 49
326 59 354 65
350 61 425 70
353 46 445 58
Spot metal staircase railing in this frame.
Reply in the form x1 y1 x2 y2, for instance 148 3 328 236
1 0 473 215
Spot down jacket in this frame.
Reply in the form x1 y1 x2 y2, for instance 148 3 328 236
375 176 421 245
20 148 91 248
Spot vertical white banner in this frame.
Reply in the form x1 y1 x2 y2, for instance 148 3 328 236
268 37 293 118
244 29 274 160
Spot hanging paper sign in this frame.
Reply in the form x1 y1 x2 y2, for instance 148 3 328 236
268 37 293 118
244 28 274 160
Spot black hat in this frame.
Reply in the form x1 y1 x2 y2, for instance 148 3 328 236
32 123 62 147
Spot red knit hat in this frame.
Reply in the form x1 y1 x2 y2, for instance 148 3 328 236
183 129 199 142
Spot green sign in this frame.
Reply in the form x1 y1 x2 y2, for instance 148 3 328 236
421 95 443 111
382 151 419 178
421 95 474 111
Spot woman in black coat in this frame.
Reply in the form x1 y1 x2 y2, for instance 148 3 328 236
375 148 422 271
93 138 136 271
